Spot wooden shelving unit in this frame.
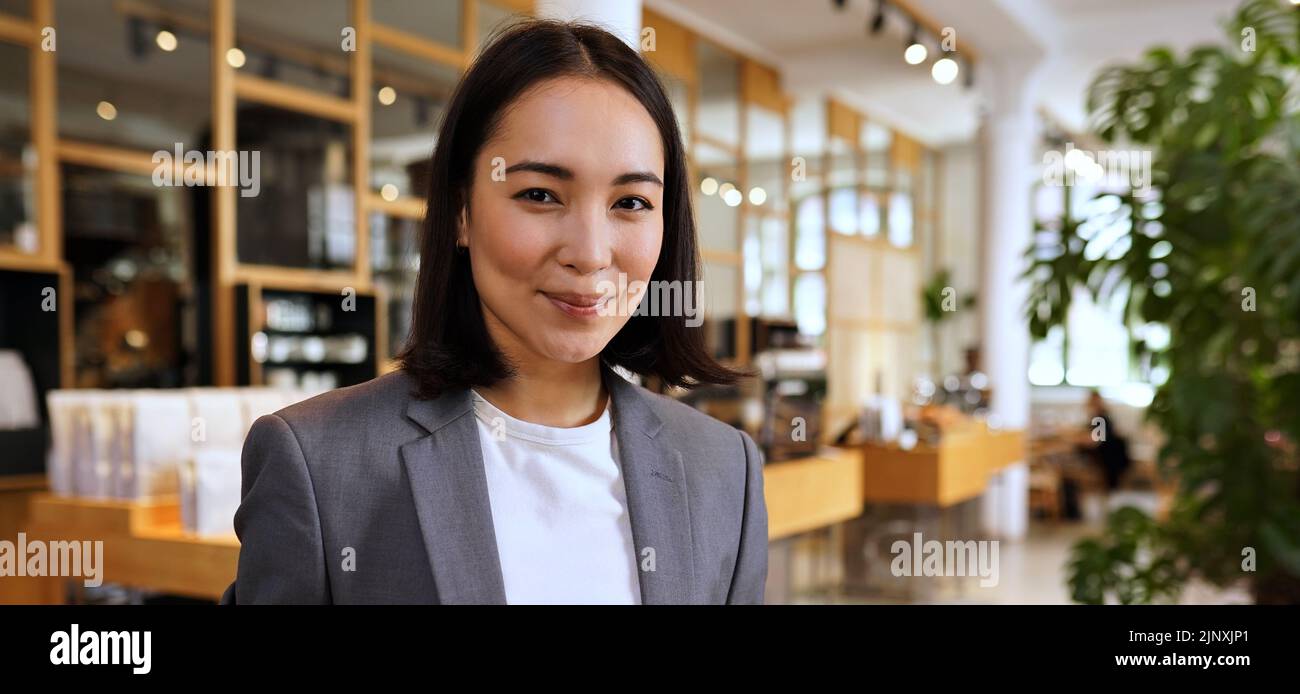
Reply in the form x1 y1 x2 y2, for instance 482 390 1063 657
234 282 380 388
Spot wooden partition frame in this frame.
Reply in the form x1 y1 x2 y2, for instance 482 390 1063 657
818 95 944 436
647 6 795 367
211 0 369 383
0 0 59 275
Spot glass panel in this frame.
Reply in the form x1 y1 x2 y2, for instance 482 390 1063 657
789 98 824 202
0 41 36 254
859 191 880 237
920 149 937 204
1066 284 1131 386
236 0 350 94
479 0 527 48
369 211 420 360
888 191 912 247
793 272 825 337
895 166 914 193
793 195 824 271
743 218 760 316
57 0 210 151
374 0 463 50
760 215 789 317
1029 324 1066 386
828 187 855 236
701 259 738 360
370 42 460 197
862 122 891 188
790 97 825 157
695 140 739 252
695 40 739 149
653 66 690 148
236 103 355 269
744 105 785 212
61 164 196 388
789 152 822 202
827 137 855 188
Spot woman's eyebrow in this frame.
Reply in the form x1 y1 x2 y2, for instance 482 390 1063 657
503 160 662 187
504 160 573 180
611 171 663 187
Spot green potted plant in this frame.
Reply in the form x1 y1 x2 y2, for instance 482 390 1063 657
1024 0 1300 604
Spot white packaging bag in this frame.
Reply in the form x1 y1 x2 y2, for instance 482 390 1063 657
75 393 121 499
45 391 80 496
238 387 291 435
128 391 192 500
187 388 247 450
191 447 242 537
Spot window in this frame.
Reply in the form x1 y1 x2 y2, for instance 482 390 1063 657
1028 182 1166 395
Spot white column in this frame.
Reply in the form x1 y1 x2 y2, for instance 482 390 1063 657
535 0 643 50
978 55 1042 541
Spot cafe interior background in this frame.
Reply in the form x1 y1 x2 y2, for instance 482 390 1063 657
2 0 1298 604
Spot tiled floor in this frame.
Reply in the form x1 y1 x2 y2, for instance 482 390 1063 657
783 497 1253 605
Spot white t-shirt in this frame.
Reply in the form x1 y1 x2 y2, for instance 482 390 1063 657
470 390 642 604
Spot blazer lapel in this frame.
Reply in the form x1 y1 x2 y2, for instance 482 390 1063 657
400 387 508 605
604 366 697 605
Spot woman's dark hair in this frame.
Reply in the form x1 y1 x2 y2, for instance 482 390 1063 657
398 19 742 399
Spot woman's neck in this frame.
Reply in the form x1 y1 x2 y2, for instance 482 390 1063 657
476 358 607 428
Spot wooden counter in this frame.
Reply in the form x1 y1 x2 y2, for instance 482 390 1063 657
860 424 1025 507
763 447 864 540
22 495 238 602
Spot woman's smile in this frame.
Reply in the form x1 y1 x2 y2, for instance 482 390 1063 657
540 290 611 319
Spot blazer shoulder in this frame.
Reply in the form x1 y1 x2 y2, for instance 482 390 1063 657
635 385 752 453
271 370 418 438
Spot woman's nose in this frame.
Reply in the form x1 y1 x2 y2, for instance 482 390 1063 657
556 205 613 275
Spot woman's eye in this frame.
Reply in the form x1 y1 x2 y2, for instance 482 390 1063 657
516 188 558 204
614 196 653 211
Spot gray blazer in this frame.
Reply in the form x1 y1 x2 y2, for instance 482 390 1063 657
220 366 767 604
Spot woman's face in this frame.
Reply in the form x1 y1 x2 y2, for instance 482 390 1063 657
459 76 665 369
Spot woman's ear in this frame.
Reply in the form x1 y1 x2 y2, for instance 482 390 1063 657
456 204 469 249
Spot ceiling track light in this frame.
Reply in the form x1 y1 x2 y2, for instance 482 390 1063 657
870 0 887 35
903 20 927 64
126 17 148 59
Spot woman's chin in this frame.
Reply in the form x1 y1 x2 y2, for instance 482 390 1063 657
533 336 610 365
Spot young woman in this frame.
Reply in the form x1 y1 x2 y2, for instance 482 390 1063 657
222 20 768 604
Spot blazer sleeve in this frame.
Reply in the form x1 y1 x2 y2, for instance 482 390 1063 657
726 429 769 604
221 413 330 604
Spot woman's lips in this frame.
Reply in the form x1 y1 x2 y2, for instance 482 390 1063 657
541 291 609 318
